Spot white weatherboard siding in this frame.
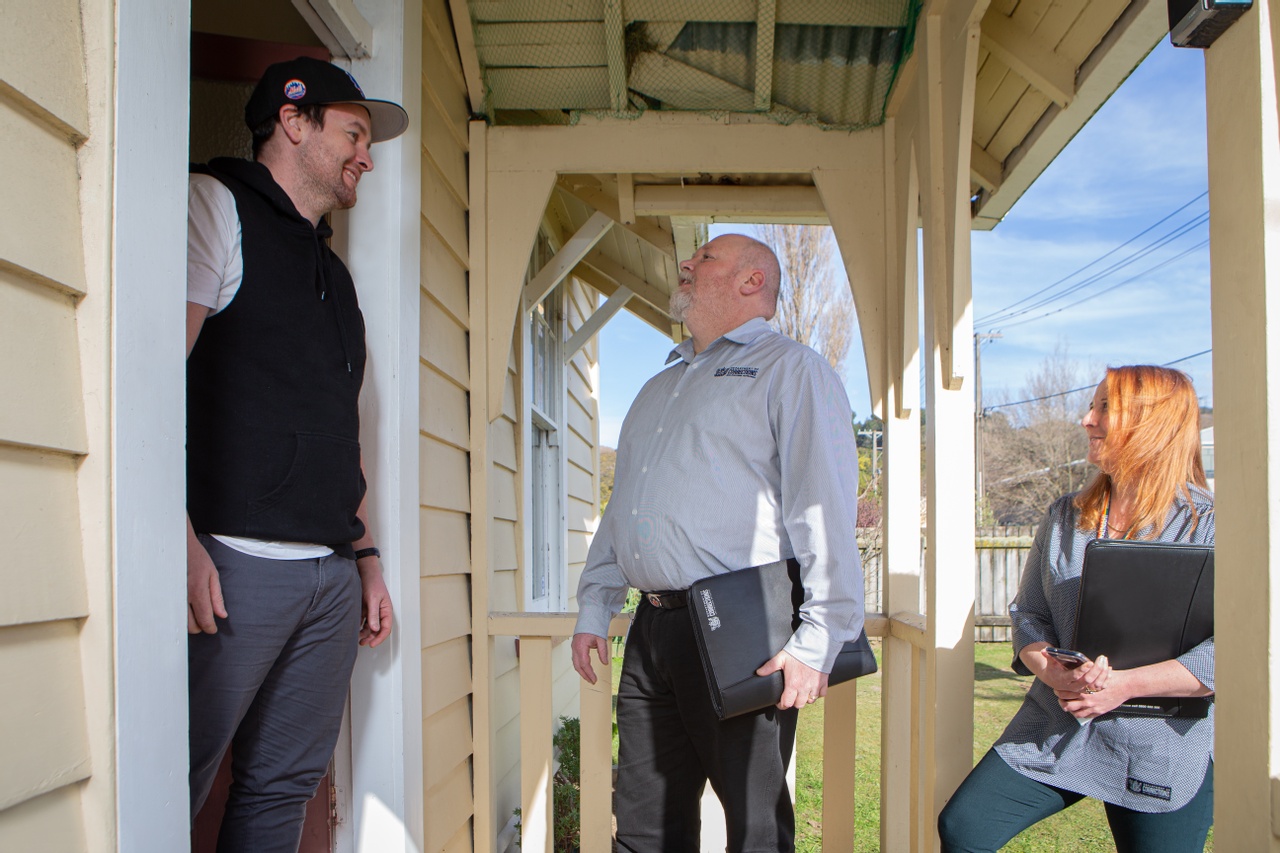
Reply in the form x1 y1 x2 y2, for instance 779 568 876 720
422 1 478 850
0 0 124 848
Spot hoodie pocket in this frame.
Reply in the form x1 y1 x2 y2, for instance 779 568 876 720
247 432 364 540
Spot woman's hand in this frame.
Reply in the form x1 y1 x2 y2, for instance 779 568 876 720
1021 643 1111 694
1056 658 1212 720
1054 671 1126 717
1055 663 1128 719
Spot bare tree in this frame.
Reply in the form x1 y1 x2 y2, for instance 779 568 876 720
982 344 1095 523
754 224 856 379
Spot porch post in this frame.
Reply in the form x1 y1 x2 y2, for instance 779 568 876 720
880 118 923 851
112 0 191 848
1204 5 1280 848
340 1 425 848
917 1 984 841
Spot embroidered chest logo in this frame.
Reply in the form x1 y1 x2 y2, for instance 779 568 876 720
700 589 721 631
1126 777 1172 801
714 366 759 378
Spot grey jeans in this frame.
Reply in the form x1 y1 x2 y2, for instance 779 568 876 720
189 535 362 853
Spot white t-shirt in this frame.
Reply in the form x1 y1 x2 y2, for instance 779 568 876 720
187 173 334 560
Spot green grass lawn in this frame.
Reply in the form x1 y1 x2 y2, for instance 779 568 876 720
792 641 1212 852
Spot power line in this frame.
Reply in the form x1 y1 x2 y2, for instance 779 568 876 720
975 191 1209 326
981 214 1209 327
982 348 1213 414
993 237 1210 330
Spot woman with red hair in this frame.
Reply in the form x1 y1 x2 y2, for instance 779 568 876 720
939 365 1214 853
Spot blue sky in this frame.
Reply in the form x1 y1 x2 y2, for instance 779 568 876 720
596 40 1211 447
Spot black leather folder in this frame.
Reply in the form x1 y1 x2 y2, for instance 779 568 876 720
687 559 876 720
1071 539 1214 718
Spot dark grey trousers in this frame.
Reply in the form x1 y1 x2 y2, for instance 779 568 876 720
614 598 799 853
189 535 361 853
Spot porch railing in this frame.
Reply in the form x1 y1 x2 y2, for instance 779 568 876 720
488 610 931 852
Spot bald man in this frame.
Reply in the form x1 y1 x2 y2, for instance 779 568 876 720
572 234 865 852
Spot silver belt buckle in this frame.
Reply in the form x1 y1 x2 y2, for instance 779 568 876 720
646 593 663 608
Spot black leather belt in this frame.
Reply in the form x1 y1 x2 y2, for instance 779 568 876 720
643 589 689 610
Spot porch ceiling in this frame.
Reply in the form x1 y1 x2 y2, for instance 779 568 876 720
452 0 1168 233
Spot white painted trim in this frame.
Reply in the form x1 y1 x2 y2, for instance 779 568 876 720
342 1 424 850
112 1 191 849
522 278 569 614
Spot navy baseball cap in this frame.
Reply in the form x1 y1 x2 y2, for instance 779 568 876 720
245 56 408 143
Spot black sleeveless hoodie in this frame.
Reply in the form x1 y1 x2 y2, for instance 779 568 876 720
187 158 367 549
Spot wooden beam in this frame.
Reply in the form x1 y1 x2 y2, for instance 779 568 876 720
487 112 885 175
633 184 824 219
813 167 888 420
471 0 912 27
291 0 372 59
564 286 633 359
645 21 686 51
582 250 672 313
617 173 636 224
448 0 488 112
969 140 1002 193
754 0 777 111
604 0 628 112
572 263 675 336
522 210 614 307
670 217 705 265
475 22 606 67
629 51 756 112
487 168 557 418
979 10 1076 109
555 179 675 257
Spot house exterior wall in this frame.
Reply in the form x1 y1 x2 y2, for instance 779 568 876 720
0 0 113 848
421 2 477 850
491 271 603 836
557 278 602 722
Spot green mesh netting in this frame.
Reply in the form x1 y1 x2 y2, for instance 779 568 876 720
466 0 922 131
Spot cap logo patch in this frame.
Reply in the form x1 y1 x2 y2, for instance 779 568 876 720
284 79 307 100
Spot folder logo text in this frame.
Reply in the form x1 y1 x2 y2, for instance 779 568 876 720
700 589 721 631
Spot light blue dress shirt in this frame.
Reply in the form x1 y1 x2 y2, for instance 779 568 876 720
573 317 865 672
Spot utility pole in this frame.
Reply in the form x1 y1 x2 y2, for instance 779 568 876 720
974 332 1002 520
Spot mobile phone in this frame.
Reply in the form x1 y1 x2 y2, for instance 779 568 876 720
1044 646 1088 669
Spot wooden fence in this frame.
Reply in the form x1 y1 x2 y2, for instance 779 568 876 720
860 525 1037 642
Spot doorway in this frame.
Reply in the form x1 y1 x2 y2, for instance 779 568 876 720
187 2 346 850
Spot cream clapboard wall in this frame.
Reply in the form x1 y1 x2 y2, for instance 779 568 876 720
423 5 602 849
489 271 601 831
559 279 601 716
421 2 477 851
0 0 113 849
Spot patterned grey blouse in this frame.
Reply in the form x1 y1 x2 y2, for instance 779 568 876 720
994 486 1215 813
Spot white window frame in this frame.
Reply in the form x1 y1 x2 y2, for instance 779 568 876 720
522 239 569 612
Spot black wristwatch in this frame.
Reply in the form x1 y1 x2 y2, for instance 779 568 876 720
354 547 381 561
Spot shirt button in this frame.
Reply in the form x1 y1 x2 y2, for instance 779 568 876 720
673 391 679 397
632 509 637 515
642 466 647 473
657 427 663 433
634 553 640 560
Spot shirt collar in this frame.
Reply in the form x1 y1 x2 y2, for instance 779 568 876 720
665 317 772 364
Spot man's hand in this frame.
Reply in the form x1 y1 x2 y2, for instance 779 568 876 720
358 557 394 648
187 522 227 634
572 633 609 684
756 649 829 710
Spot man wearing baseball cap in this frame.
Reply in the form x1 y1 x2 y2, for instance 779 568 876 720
185 57 408 851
